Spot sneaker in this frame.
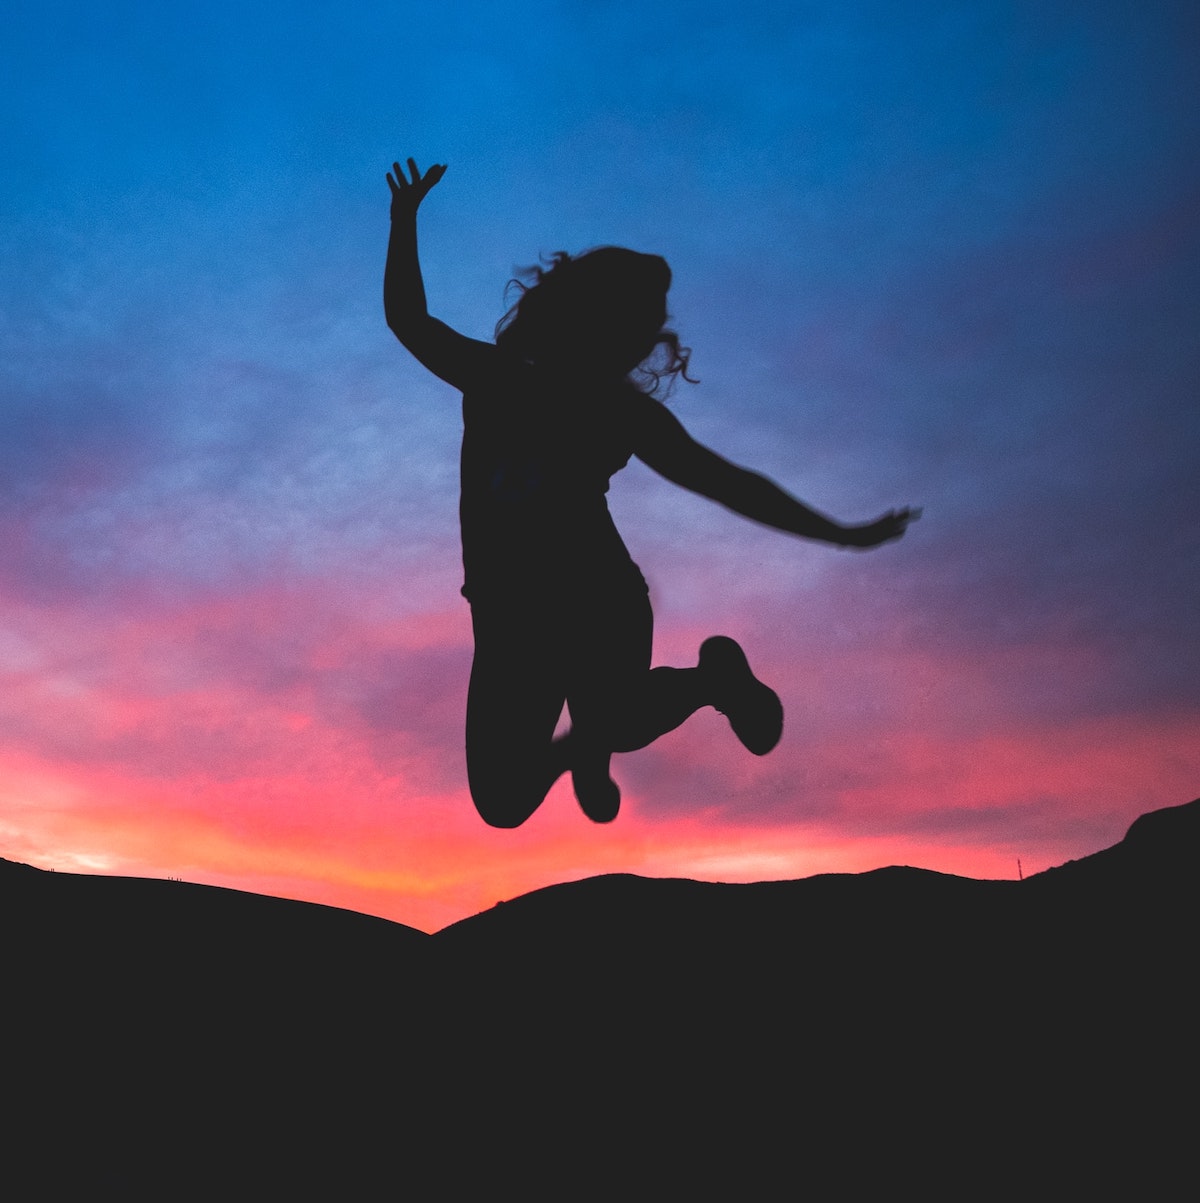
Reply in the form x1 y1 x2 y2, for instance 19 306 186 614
572 767 621 824
698 636 783 755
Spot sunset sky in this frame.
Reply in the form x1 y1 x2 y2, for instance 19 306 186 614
3 0 1198 932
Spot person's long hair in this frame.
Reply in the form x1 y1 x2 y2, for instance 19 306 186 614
495 247 696 396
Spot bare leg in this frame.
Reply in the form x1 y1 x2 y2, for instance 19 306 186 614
464 576 780 828
465 601 572 829
559 577 656 822
552 664 707 822
606 666 711 752
562 640 782 817
560 559 782 819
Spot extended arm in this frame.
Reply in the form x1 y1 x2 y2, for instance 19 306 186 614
634 402 918 548
384 159 493 390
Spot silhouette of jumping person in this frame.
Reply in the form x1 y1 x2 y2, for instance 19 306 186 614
385 158 918 827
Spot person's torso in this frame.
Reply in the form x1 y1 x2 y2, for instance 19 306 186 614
459 361 650 597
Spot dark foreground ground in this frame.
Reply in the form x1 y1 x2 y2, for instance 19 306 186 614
5 798 1197 1195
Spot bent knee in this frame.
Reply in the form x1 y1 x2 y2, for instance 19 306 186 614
469 779 543 829
473 800 528 829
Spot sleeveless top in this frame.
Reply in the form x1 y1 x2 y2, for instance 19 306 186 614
459 359 651 603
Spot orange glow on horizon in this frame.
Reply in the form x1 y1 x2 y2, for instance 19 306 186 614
4 700 1197 932
3 578 1198 933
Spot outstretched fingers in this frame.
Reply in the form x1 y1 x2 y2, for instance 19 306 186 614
879 505 921 542
387 157 447 207
843 505 922 548
884 505 920 527
387 159 415 194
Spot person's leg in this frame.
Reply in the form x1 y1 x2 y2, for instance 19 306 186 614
593 656 781 755
605 666 712 753
560 664 708 823
562 579 728 819
465 600 571 828
563 583 783 786
557 579 651 822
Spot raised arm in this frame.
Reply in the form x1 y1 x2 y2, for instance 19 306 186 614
633 401 918 548
384 158 494 390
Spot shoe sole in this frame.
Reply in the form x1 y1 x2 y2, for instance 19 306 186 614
572 770 621 824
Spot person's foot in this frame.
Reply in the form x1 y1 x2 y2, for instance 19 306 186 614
572 766 621 824
698 636 783 755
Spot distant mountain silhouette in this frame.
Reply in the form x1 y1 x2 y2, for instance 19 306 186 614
6 797 1196 1195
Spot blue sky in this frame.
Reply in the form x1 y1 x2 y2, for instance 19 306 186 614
2 0 1198 927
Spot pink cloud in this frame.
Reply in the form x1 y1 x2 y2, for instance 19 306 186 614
3 556 1196 933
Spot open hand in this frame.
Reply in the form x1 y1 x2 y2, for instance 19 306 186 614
387 158 446 216
842 506 922 549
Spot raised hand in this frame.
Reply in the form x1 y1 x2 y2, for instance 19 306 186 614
842 506 922 549
387 158 447 217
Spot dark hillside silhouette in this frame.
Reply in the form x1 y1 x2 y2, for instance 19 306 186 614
5 868 431 1194
6 797 1197 1193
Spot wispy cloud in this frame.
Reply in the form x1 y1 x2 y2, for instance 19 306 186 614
2 0 1197 927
